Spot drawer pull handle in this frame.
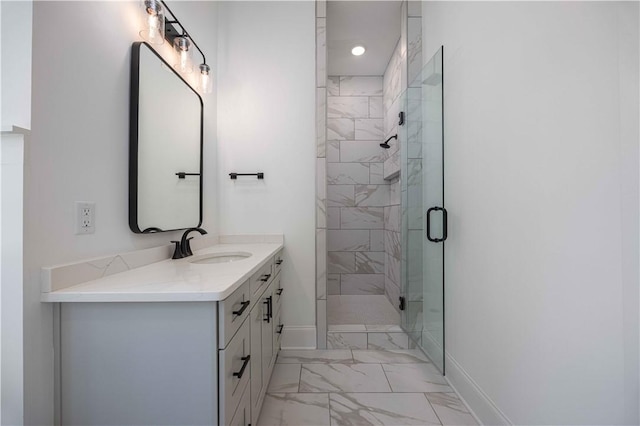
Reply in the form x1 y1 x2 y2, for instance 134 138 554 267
260 274 271 282
276 288 283 295
276 259 283 265
232 300 250 316
263 296 272 322
233 355 251 379
277 324 284 334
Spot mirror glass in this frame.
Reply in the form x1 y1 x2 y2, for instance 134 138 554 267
129 42 203 233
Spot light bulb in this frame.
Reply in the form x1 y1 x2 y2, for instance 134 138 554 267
180 50 189 71
139 0 165 45
147 15 159 41
173 36 193 74
199 64 212 94
351 45 366 56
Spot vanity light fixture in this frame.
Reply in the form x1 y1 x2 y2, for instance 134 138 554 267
140 0 212 94
198 64 212 94
173 35 193 74
351 45 366 56
139 0 165 45
199 64 212 94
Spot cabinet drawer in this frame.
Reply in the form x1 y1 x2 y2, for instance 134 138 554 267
219 319 250 424
249 261 274 303
273 274 283 316
261 282 276 388
225 380 250 426
273 249 284 277
219 279 251 349
273 308 283 352
249 299 264 426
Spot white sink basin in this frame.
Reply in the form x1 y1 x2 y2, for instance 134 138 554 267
190 252 252 264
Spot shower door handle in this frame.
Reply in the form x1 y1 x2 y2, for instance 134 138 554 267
426 206 448 243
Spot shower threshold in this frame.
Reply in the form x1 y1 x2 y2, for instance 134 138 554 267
327 295 408 350
327 295 400 325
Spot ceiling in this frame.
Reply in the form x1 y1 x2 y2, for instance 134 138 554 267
327 1 402 76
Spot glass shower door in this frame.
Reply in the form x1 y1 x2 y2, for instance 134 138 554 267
402 46 445 374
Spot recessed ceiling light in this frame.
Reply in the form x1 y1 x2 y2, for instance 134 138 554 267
351 46 366 56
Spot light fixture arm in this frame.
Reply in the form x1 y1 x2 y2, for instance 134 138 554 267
160 0 207 65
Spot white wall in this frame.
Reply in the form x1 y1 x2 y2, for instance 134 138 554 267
422 2 639 424
1 2 32 423
27 2 218 423
0 1 32 130
1 132 25 426
217 2 316 337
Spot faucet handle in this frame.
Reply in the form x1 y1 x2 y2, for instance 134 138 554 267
183 237 195 256
171 241 184 259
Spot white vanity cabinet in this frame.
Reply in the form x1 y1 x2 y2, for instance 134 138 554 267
273 274 285 354
249 248 284 426
228 383 252 426
219 312 251 424
224 252 283 426
52 244 284 426
59 302 220 426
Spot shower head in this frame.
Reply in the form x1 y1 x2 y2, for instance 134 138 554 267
380 134 397 149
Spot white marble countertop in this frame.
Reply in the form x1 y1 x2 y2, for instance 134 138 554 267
41 242 283 303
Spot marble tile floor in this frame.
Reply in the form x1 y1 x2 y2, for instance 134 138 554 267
258 349 477 426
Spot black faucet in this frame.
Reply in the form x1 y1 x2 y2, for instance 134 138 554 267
172 227 208 259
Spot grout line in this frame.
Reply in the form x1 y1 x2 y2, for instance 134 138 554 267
379 361 395 392
423 392 445 425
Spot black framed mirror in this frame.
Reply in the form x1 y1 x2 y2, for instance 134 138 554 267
129 41 203 234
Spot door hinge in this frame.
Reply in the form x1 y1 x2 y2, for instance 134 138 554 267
399 296 406 311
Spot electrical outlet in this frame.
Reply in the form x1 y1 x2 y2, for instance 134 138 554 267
75 202 95 234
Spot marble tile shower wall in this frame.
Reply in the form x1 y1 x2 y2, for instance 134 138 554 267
383 38 404 313
326 76 388 297
316 0 328 349
405 7 424 344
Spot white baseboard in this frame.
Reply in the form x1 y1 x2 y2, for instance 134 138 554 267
281 326 316 349
445 352 512 425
